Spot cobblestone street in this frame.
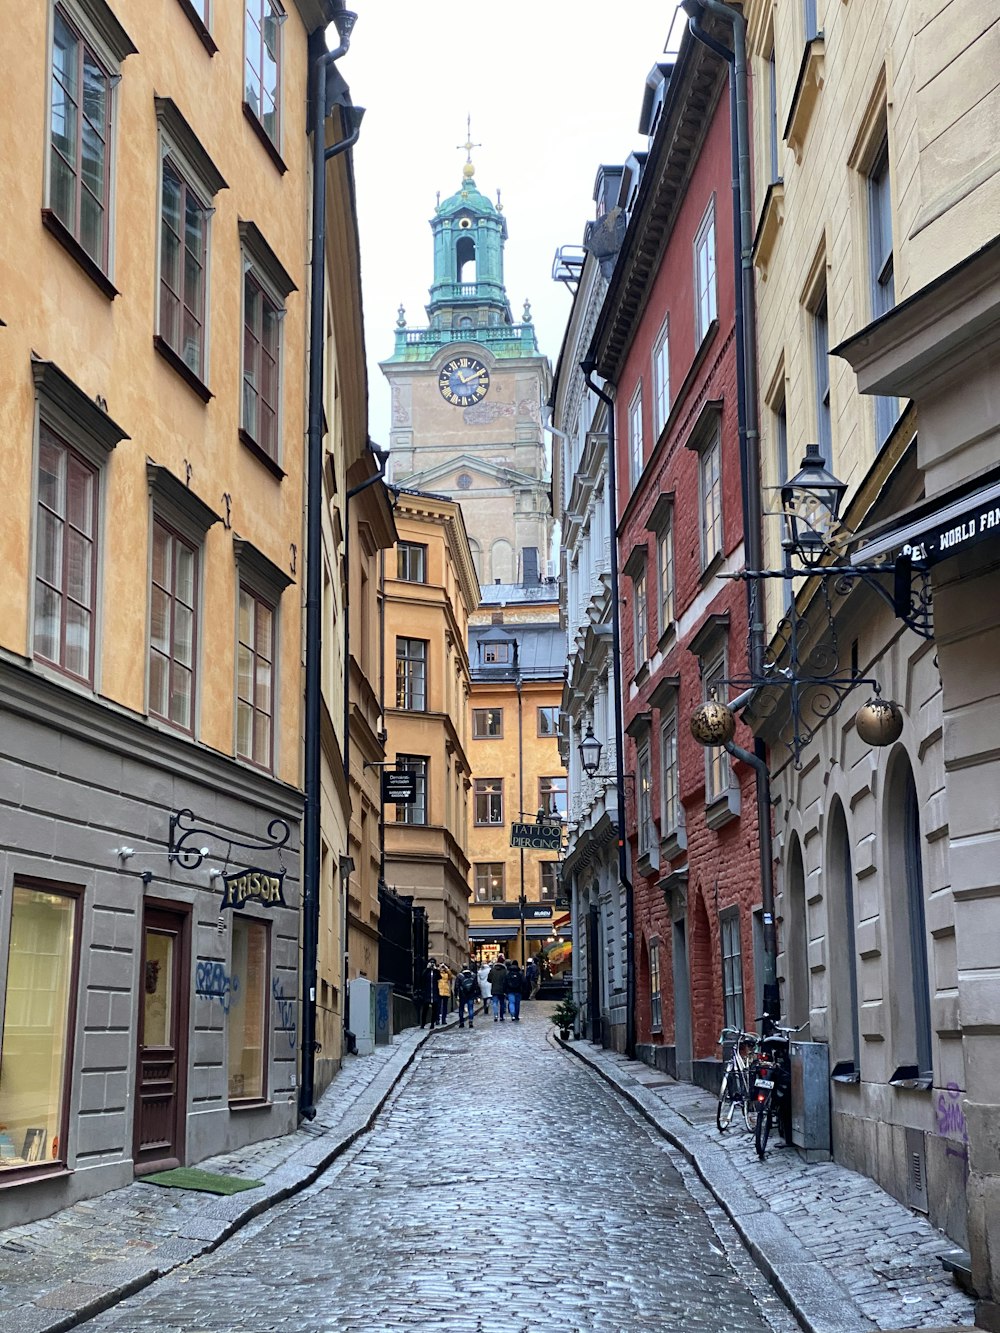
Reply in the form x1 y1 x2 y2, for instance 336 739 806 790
77 1004 792 1333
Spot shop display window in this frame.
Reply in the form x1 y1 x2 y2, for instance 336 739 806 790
0 885 79 1172
227 917 269 1102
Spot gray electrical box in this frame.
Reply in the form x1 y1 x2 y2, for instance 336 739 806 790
790 1041 831 1160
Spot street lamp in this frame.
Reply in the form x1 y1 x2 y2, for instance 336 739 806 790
780 443 850 566
578 724 603 778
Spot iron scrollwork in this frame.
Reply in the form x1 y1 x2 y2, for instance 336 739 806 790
168 808 292 871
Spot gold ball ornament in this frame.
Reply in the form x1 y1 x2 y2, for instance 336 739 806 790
854 697 904 747
690 700 737 747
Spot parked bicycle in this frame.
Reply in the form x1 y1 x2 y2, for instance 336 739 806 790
716 1026 760 1133
752 1020 808 1158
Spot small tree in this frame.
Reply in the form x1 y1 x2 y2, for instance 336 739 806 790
551 996 579 1037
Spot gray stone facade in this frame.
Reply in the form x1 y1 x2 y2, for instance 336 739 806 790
0 659 302 1228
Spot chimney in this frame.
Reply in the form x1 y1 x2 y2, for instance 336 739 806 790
491 611 504 626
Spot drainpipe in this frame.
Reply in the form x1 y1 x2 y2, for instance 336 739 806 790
684 0 779 1022
580 360 635 1059
301 9 362 1121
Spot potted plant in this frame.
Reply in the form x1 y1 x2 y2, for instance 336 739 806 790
551 997 579 1040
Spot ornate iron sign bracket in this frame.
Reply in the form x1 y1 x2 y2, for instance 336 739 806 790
168 807 292 871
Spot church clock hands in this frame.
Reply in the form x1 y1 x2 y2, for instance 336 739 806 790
438 355 490 405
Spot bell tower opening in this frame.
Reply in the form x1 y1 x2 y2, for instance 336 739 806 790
456 235 476 285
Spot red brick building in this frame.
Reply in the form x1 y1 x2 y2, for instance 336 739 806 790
587 25 763 1085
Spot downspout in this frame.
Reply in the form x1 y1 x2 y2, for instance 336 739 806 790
301 9 361 1121
684 0 779 1021
580 361 635 1058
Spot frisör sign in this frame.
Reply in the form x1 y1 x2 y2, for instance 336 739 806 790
509 822 562 851
220 868 288 911
382 771 417 804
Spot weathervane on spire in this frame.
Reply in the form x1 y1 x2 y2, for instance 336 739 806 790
457 114 481 177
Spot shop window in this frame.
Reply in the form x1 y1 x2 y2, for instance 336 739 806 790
0 884 80 1173
227 916 269 1102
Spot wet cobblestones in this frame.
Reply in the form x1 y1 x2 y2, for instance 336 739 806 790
79 1007 788 1333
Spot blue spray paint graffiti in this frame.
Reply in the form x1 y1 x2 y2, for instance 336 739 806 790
196 960 239 1014
936 1082 969 1161
272 977 297 1048
376 983 390 1031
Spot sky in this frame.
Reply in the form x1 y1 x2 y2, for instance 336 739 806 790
344 1 687 448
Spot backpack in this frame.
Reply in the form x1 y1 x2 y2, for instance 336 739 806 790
458 971 477 999
505 967 521 995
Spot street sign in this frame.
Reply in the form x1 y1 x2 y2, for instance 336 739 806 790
381 770 417 804
509 821 562 850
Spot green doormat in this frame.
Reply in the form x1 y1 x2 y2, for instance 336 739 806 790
142 1167 263 1195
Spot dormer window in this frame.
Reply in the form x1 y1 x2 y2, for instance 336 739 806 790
482 641 512 665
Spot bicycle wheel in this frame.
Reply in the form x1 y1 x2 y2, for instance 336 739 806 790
738 1070 758 1133
754 1094 773 1158
716 1070 737 1132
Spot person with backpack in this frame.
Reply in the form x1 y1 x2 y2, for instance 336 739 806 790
505 959 524 1021
456 965 481 1028
525 957 540 1000
487 955 508 1022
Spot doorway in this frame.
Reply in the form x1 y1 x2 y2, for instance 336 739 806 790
673 919 692 1081
133 902 190 1174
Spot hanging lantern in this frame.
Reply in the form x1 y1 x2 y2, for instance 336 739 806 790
690 700 737 747
855 697 904 747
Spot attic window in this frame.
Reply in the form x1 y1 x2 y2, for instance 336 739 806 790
482 641 512 665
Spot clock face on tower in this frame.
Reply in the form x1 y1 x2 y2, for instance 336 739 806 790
438 356 490 406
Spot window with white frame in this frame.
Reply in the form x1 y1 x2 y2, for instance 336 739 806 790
657 521 674 634
47 2 129 280
474 863 505 903
637 741 654 856
474 779 503 826
628 386 643 487
868 136 899 443
240 223 293 466
653 321 670 435
694 198 717 343
699 429 723 568
633 569 648 670
155 99 225 391
149 518 197 732
244 0 283 149
649 937 662 1030
236 581 275 769
395 755 428 825
396 542 427 582
395 637 427 710
660 706 679 836
721 910 744 1031
703 649 729 803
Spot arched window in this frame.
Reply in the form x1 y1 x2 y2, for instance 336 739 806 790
457 236 476 284
468 538 482 583
827 799 860 1077
886 751 933 1082
491 539 513 584
783 833 811 1033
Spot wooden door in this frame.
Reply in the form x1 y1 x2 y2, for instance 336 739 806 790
134 904 189 1173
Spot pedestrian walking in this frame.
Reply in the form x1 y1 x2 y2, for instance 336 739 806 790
525 957 540 1000
417 957 440 1028
488 955 508 1022
477 961 491 1014
505 959 524 1021
436 964 454 1027
456 965 481 1028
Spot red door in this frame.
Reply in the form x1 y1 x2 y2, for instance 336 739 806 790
134 903 190 1174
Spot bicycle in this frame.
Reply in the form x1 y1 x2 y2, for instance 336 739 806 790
752 1020 808 1158
716 1026 760 1133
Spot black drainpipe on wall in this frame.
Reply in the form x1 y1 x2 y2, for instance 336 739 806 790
300 9 362 1121
683 0 780 1022
581 360 635 1059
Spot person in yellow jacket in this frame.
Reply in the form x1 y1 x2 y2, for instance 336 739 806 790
435 964 454 1027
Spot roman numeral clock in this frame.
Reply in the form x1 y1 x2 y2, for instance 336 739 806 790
438 355 490 406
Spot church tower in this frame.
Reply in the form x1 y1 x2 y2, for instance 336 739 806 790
380 136 553 587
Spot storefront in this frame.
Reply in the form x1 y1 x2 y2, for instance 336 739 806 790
0 661 302 1226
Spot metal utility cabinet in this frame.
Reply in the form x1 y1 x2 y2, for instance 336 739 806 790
790 1041 832 1160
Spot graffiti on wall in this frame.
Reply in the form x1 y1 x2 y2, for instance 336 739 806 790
195 960 239 1014
936 1082 969 1161
272 977 296 1048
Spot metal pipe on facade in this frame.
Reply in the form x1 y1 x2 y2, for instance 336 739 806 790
684 0 779 1020
580 360 635 1058
301 9 359 1121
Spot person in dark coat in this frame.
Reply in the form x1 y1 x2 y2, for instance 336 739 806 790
504 959 524 1021
417 958 440 1029
456 965 482 1028
487 955 508 1022
525 957 540 999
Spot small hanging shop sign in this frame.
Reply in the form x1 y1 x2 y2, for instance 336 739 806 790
220 868 288 911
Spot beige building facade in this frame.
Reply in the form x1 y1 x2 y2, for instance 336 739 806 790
744 0 1000 1315
0 0 340 1223
382 491 479 973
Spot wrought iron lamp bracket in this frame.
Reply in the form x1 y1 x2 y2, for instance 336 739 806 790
168 807 292 871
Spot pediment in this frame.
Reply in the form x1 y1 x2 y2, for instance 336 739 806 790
402 453 542 492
